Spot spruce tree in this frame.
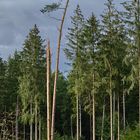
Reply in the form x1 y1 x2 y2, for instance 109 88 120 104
19 24 45 140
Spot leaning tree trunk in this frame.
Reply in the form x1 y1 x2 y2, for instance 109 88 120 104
51 1 69 140
101 98 105 140
92 74 95 140
47 41 51 140
16 96 19 140
117 95 120 140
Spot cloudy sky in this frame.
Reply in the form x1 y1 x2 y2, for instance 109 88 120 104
0 0 124 72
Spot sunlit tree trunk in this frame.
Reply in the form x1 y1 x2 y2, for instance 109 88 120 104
47 41 51 140
117 95 120 140
51 1 69 140
76 93 79 140
92 74 95 140
35 104 38 140
123 90 126 131
39 113 41 140
109 68 113 140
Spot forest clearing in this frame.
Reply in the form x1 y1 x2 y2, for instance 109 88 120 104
1 0 140 140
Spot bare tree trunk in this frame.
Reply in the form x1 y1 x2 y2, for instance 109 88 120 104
35 104 38 140
70 116 73 139
109 72 113 140
101 98 105 140
79 97 82 139
47 41 51 140
76 94 79 140
39 114 41 140
93 74 95 140
30 98 33 140
51 1 69 140
90 94 92 140
123 90 126 131
113 92 115 140
16 96 19 140
117 95 120 140
135 0 140 130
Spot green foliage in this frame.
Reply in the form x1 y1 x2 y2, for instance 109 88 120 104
19 24 45 123
41 2 61 13
54 132 73 140
121 125 140 140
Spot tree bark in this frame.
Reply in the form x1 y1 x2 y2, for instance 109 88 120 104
92 74 95 140
109 71 113 140
35 104 38 140
101 98 105 140
79 97 82 139
123 90 126 131
117 95 120 140
39 113 41 140
30 98 33 140
47 41 51 140
76 93 79 140
113 92 115 140
51 1 69 140
16 96 19 140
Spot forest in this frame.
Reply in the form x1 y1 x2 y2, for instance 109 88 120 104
0 0 140 140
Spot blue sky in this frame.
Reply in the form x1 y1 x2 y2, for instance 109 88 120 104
0 0 124 73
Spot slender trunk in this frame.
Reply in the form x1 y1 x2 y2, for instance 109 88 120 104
70 116 73 139
51 1 69 140
16 96 19 140
47 41 51 140
117 95 120 140
123 90 126 131
93 74 95 140
24 124 26 140
113 92 115 140
79 97 82 139
109 71 113 140
39 114 41 140
101 98 105 140
35 104 38 140
90 94 92 140
30 98 33 140
76 94 79 140
135 0 140 130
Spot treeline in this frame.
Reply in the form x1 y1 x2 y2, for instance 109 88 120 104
0 0 140 140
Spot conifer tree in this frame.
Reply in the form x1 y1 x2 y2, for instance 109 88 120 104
64 5 85 140
19 24 45 140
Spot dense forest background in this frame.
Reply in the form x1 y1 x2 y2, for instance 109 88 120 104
0 0 140 140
